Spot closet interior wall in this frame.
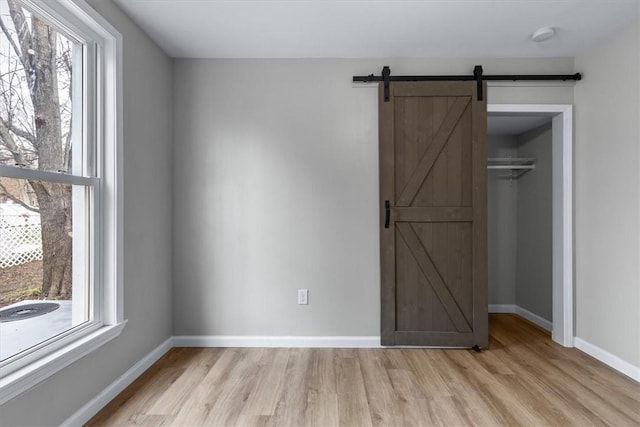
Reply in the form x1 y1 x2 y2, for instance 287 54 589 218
488 122 553 324
488 135 519 307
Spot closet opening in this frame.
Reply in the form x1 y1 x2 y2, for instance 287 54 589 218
487 104 573 347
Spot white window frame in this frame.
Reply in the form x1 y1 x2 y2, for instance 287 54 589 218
0 0 123 405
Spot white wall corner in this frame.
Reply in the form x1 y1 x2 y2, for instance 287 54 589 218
574 337 640 383
62 337 173 427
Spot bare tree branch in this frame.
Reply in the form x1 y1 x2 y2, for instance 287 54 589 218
63 43 72 171
5 121 36 144
0 182 39 212
0 14 22 62
0 117 27 165
7 0 34 72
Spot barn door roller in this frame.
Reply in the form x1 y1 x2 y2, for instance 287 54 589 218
354 65 582 102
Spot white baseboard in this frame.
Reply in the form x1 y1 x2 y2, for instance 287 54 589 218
62 337 173 427
515 306 552 332
488 304 552 332
574 337 640 383
488 304 516 313
172 335 381 348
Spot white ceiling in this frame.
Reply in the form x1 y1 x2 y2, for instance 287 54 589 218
113 0 639 58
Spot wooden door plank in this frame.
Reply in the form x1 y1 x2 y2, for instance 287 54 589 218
431 98 453 207
408 97 435 207
430 222 453 332
440 223 473 323
396 222 471 332
447 106 464 206
396 97 470 207
471 84 488 347
396 231 430 332
461 104 473 206
394 207 473 223
394 97 428 201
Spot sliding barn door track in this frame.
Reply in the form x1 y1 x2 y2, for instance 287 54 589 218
353 65 582 101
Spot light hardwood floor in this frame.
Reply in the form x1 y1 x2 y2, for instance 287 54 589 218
87 314 640 426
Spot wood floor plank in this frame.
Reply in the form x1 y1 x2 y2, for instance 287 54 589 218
201 348 264 426
87 315 640 427
426 396 471 427
336 350 374 427
169 348 242 426
126 414 175 426
428 350 519 426
86 355 185 426
386 368 433 425
357 350 402 425
304 349 339 427
269 348 312 426
147 348 222 416
241 348 290 417
403 350 453 399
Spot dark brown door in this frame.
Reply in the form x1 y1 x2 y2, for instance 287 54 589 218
379 81 488 347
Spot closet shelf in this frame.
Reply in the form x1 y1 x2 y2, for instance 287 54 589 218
487 157 536 179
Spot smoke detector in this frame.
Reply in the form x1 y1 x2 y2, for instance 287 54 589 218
531 27 556 42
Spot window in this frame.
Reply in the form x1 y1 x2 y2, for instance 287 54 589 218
0 0 122 404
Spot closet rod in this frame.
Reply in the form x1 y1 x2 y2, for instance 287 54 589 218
353 65 582 101
487 165 535 170
487 157 536 167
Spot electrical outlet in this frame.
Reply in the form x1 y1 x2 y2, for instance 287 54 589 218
298 289 308 305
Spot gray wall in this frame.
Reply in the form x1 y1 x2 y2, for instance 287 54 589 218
574 20 640 368
516 124 553 321
487 135 519 306
173 58 573 337
0 0 174 425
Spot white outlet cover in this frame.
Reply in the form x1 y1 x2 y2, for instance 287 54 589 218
298 289 308 305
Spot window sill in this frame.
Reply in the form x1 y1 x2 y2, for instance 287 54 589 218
0 320 127 405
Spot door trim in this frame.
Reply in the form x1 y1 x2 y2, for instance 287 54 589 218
488 104 574 348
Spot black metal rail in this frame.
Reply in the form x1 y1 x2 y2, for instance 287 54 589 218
353 65 582 101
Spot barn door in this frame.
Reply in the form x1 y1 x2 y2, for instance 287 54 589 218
379 81 488 347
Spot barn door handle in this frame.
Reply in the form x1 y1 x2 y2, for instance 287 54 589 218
384 200 390 228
